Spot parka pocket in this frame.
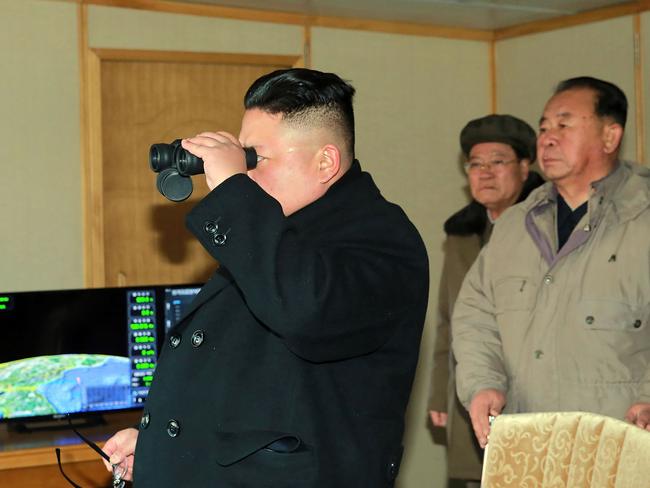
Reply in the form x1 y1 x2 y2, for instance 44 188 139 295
493 276 537 313
576 299 649 331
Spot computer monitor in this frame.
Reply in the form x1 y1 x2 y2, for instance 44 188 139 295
0 283 201 427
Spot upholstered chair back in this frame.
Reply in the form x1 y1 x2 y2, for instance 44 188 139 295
482 411 650 487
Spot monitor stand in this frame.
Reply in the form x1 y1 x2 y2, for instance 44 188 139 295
7 414 106 434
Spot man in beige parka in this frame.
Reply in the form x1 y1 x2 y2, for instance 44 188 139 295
452 76 650 449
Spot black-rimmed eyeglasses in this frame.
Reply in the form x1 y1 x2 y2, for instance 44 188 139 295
55 416 127 488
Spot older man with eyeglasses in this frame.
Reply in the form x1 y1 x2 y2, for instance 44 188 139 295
428 114 543 487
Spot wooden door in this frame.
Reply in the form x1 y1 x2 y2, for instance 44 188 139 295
85 50 300 287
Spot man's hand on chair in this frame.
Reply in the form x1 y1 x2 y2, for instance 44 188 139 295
625 403 650 431
469 388 506 448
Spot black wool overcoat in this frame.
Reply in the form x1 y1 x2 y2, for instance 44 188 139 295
133 161 429 487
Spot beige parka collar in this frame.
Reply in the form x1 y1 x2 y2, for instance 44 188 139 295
522 161 650 266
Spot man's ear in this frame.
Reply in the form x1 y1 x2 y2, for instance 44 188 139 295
603 122 624 155
318 144 341 184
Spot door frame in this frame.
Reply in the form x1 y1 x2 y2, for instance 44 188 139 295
80 45 302 286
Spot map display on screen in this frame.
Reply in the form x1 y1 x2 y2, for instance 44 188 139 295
0 354 132 419
0 284 200 423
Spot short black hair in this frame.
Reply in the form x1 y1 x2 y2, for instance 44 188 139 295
554 76 628 128
244 68 356 159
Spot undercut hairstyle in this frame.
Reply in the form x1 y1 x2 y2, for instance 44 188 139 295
554 76 628 128
244 68 356 159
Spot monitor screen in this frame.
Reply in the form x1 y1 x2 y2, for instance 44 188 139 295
0 284 201 423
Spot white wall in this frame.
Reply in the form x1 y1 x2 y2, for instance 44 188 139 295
641 12 650 165
0 0 82 292
496 16 637 163
88 5 302 54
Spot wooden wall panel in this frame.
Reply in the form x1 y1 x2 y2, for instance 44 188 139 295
93 53 297 286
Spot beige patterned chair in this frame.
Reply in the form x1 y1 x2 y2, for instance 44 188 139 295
481 411 650 487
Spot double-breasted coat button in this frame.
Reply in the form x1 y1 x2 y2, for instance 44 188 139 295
169 334 181 348
213 233 227 246
204 218 221 235
191 330 205 347
634 319 642 328
585 316 595 325
204 221 219 234
167 419 180 438
140 412 150 429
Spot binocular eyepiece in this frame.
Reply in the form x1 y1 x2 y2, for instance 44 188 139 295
149 139 258 202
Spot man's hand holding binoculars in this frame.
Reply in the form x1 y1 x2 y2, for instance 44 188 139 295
181 131 248 191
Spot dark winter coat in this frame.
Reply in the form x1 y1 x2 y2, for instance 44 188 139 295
133 161 429 487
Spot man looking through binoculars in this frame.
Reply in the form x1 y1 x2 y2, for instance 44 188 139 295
103 68 429 487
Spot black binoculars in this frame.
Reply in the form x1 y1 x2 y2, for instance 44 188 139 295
149 139 258 202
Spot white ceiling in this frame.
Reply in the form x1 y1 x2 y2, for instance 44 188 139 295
171 0 634 30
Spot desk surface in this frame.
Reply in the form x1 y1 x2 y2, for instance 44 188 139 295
0 410 141 469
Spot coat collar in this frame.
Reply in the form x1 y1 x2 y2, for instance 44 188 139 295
444 171 545 236
287 159 381 230
524 161 650 225
523 161 650 267
604 161 650 223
